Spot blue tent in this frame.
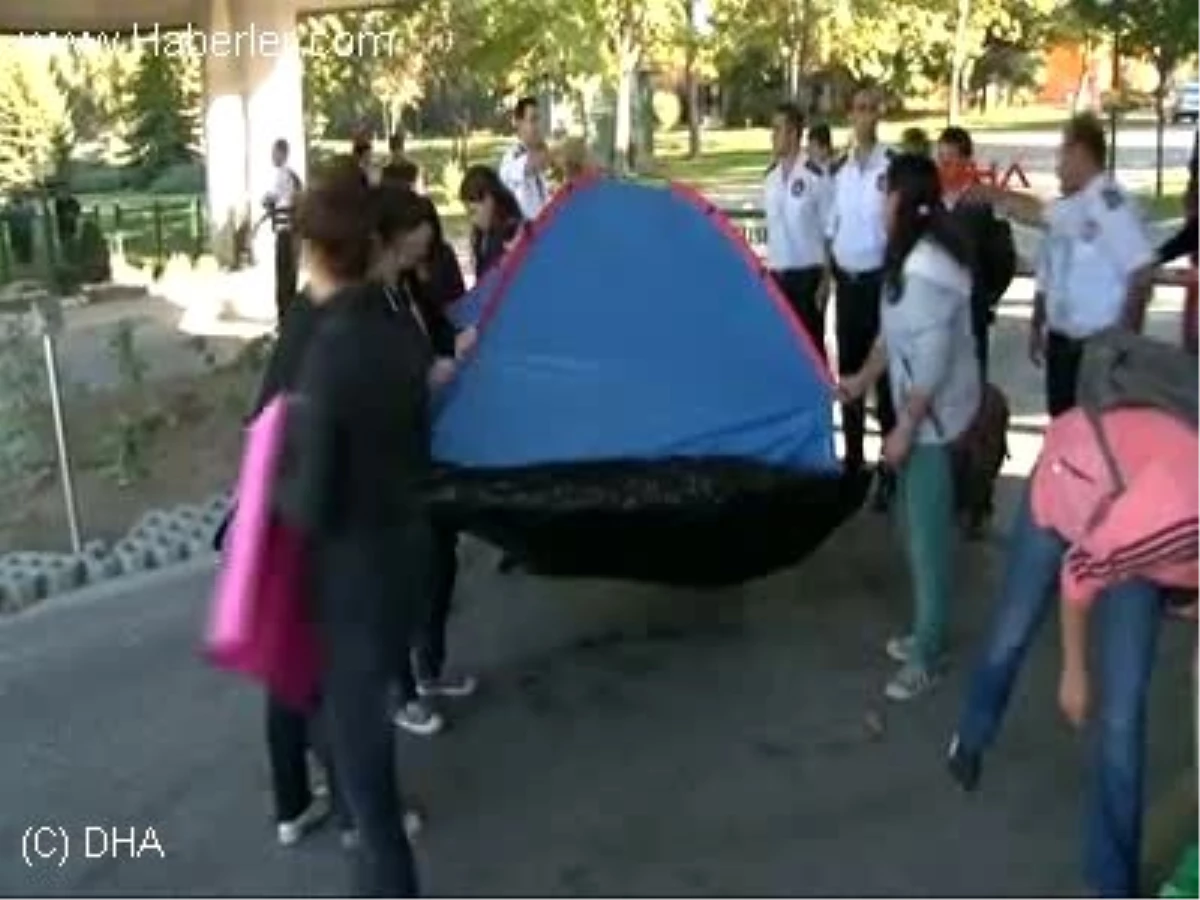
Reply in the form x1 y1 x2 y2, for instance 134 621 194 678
435 179 836 472
427 177 867 586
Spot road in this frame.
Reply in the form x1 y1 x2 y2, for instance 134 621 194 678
0 295 1194 897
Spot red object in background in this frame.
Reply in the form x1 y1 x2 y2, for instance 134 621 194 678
938 160 1030 194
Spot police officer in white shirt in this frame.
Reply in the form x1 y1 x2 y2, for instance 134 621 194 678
261 138 302 322
764 103 833 357
826 86 896 505
499 97 549 221
984 113 1155 416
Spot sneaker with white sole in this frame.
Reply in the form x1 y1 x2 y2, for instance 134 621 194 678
417 672 477 699
393 700 444 737
886 635 948 668
884 662 939 701
885 635 917 664
403 809 423 839
277 793 331 846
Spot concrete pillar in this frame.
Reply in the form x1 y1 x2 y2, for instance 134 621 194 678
201 0 305 268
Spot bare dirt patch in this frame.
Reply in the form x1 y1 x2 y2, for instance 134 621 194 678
0 359 261 553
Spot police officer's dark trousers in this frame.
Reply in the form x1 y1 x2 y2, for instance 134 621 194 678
834 266 894 469
773 267 827 358
1045 330 1086 418
274 229 298 322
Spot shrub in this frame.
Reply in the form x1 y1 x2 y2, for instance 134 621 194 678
67 162 129 195
147 161 205 195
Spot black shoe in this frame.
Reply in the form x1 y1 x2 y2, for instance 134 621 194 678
946 734 982 792
871 469 895 513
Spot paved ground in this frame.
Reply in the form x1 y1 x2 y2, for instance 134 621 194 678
0 287 1194 897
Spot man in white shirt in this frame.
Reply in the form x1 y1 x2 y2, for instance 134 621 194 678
261 138 302 321
498 97 549 221
764 102 833 357
826 86 895 506
985 113 1155 416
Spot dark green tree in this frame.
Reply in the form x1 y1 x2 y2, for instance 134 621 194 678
124 50 195 177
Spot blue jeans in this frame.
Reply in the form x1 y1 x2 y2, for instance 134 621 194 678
955 486 1164 897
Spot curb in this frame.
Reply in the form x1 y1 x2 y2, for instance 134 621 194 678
0 491 231 617
6 554 218 625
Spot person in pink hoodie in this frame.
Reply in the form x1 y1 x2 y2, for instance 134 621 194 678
945 405 1197 897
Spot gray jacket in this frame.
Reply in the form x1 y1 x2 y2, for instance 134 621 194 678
880 240 981 445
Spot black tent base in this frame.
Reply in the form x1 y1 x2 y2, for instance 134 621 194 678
423 458 872 588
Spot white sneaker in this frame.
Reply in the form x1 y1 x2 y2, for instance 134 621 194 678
339 810 420 852
276 793 331 846
392 700 444 737
884 662 939 702
885 635 916 664
886 635 948 667
403 809 423 839
416 672 478 699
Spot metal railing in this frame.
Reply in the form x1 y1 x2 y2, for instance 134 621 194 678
0 197 208 285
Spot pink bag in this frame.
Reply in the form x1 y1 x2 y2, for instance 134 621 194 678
205 396 320 711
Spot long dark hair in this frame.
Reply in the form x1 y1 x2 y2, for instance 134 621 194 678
371 183 427 248
459 164 523 227
882 152 972 301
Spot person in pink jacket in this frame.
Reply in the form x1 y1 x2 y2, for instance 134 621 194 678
944 405 1197 897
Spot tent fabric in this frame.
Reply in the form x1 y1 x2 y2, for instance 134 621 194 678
426 176 865 585
433 178 837 472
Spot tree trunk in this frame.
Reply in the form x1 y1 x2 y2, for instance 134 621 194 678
1154 59 1169 198
615 60 635 175
684 0 700 159
948 0 972 123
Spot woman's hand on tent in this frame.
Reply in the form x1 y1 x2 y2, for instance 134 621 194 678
1058 664 1089 728
836 373 866 404
881 422 914 468
429 358 457 388
455 326 478 359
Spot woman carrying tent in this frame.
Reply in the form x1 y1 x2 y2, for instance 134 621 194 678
371 185 478 739
838 153 981 701
945 334 1197 896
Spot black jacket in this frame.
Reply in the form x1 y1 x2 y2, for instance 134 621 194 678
1158 216 1197 266
948 198 1016 332
274 281 434 656
471 218 523 279
276 282 432 539
249 291 323 417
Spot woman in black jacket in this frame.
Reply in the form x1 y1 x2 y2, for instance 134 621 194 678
275 163 430 897
459 164 525 279
370 186 477 740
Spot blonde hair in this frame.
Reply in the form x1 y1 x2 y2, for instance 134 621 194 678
559 137 591 179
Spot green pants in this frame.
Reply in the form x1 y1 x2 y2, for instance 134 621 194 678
898 442 954 669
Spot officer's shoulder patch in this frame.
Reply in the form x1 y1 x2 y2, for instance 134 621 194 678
804 159 823 177
790 179 805 197
1101 185 1124 210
